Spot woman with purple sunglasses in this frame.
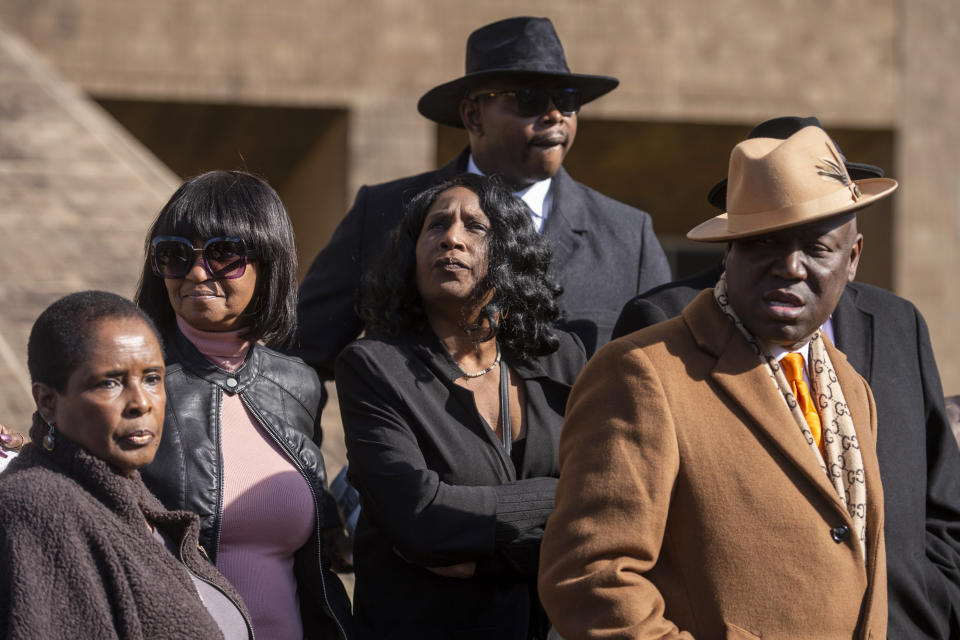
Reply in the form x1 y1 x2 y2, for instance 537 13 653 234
135 170 352 640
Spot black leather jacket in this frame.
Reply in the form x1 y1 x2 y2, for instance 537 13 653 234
141 329 352 640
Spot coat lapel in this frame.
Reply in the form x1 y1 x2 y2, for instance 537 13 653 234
684 292 860 517
832 286 875 385
712 336 851 512
542 167 587 271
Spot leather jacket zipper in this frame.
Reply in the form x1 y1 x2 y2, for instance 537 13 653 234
239 394 349 640
212 387 226 564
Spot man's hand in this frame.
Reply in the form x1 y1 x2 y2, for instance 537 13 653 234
0 423 24 458
426 561 476 579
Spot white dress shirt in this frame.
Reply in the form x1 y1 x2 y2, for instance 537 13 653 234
466 154 552 234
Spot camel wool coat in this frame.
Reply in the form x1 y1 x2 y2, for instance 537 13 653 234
539 290 887 640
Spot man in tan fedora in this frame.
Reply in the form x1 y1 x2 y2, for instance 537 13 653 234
539 125 896 639
614 116 960 640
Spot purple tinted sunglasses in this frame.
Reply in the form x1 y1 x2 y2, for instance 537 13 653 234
151 236 251 280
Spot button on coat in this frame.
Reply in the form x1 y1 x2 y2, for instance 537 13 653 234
832 524 852 543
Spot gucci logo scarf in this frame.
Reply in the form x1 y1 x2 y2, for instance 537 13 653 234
714 273 867 560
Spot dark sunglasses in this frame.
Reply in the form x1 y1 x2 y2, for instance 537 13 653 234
151 236 252 280
472 87 581 118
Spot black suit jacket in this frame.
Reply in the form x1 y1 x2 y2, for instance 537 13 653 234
615 271 960 639
612 263 724 337
294 149 671 378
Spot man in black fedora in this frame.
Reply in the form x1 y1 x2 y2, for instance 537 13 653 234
294 16 671 383
612 115 960 639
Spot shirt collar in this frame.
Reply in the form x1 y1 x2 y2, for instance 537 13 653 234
466 154 552 233
766 316 836 378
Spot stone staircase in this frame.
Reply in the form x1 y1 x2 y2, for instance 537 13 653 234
0 21 178 430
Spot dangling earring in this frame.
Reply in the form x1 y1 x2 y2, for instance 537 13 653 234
41 420 56 452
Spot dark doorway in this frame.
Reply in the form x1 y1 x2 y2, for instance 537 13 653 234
97 98 349 279
437 119 894 288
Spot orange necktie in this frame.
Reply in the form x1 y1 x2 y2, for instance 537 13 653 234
780 353 823 451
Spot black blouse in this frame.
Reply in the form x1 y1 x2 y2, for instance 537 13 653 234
335 329 586 639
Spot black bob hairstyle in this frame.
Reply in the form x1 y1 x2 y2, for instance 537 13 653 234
28 290 162 393
135 170 298 347
360 173 562 363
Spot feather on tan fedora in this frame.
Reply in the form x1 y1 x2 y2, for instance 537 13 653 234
687 126 898 242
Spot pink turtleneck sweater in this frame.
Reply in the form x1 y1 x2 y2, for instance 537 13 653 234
177 317 315 640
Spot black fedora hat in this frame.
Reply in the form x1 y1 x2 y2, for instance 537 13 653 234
417 17 619 129
706 116 885 210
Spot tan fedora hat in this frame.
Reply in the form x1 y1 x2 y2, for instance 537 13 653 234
687 126 898 242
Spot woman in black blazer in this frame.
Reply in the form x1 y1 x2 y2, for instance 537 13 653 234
336 173 586 640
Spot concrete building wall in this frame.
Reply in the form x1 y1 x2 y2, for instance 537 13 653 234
0 1 901 188
0 0 958 394
898 0 960 388
0 20 178 427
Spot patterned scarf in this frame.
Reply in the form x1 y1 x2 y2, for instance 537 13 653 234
713 273 867 560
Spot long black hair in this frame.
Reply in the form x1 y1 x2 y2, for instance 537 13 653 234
361 173 561 363
134 170 298 347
